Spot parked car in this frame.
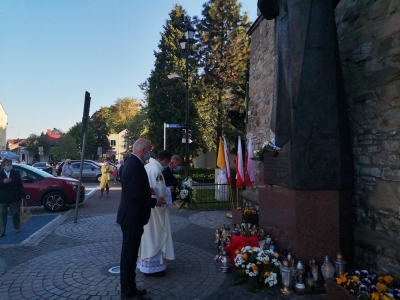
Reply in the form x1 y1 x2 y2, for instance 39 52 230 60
56 160 101 176
12 163 85 212
70 162 102 182
32 162 54 174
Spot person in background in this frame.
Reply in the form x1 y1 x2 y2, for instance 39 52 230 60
0 159 26 237
117 138 166 300
99 158 113 198
113 165 119 185
61 159 73 177
162 155 182 202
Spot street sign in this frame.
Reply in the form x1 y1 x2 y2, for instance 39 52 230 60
166 124 182 128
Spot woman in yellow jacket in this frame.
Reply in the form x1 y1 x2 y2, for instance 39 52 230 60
99 158 113 198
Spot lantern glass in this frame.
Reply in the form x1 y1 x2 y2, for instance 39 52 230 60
305 272 315 288
219 249 230 273
334 253 347 278
179 37 187 50
310 258 319 282
321 255 335 283
280 260 294 295
295 261 306 289
185 25 195 40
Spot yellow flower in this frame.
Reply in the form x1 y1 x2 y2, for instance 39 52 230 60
376 282 388 293
274 253 279 258
263 260 269 265
378 276 384 282
382 295 391 300
384 275 393 284
371 292 380 300
242 253 248 260
339 275 347 283
235 249 240 255
264 272 270 277
352 276 359 283
251 265 258 271
336 278 343 284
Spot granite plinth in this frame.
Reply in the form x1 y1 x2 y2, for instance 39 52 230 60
258 184 353 264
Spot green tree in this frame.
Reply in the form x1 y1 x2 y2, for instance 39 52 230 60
51 134 79 160
108 98 142 134
67 122 98 159
197 0 251 152
90 108 110 155
141 5 204 158
124 107 149 154
25 134 51 156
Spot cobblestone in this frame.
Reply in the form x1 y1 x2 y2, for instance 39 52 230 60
0 187 327 300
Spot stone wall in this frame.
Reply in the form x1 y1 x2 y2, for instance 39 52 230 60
335 0 400 277
246 14 275 189
247 0 400 277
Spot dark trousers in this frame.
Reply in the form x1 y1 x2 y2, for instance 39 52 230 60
120 225 144 298
0 201 21 236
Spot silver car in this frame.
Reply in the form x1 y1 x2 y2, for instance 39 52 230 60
70 162 102 182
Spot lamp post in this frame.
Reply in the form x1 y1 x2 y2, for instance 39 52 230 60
178 22 195 178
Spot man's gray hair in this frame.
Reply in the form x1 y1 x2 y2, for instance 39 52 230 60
1 158 12 167
133 138 149 152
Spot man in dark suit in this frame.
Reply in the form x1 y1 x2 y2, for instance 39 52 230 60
0 158 26 237
117 138 166 300
162 155 182 202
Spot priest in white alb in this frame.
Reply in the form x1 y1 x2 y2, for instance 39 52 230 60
137 150 175 277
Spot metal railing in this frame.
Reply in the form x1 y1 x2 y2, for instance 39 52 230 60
191 182 242 209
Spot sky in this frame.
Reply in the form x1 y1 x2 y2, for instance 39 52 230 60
0 0 257 140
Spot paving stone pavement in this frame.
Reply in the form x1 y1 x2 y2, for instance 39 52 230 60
0 186 327 300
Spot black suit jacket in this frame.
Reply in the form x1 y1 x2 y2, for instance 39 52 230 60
0 169 26 204
162 165 179 202
117 154 157 227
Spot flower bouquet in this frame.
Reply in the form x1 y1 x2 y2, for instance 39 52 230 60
232 246 281 294
252 138 281 161
175 176 196 209
336 270 400 300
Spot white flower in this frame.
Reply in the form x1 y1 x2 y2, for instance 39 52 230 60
179 189 189 199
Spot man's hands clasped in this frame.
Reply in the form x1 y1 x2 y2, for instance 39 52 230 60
156 197 166 207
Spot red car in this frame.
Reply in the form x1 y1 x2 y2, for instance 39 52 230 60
13 163 85 212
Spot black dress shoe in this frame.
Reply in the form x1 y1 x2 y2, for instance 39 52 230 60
136 289 147 296
143 271 165 277
120 289 146 300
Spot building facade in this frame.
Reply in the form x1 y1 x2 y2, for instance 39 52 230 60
0 103 7 149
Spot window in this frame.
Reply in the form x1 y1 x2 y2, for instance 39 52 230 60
110 140 116 146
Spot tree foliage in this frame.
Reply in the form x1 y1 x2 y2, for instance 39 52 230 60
141 5 206 158
107 98 142 134
196 0 251 151
90 108 110 155
51 134 79 160
67 122 98 159
25 134 51 155
124 108 148 154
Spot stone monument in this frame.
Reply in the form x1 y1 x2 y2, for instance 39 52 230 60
257 0 354 264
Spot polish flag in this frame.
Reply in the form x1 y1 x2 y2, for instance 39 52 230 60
223 137 232 183
236 136 244 189
245 137 255 188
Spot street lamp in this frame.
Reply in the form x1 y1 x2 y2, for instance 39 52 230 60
179 22 195 178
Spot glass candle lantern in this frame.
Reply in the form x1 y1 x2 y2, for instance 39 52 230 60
321 255 335 284
310 258 319 283
334 253 347 278
280 260 294 295
295 261 306 289
305 272 315 288
219 249 230 273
